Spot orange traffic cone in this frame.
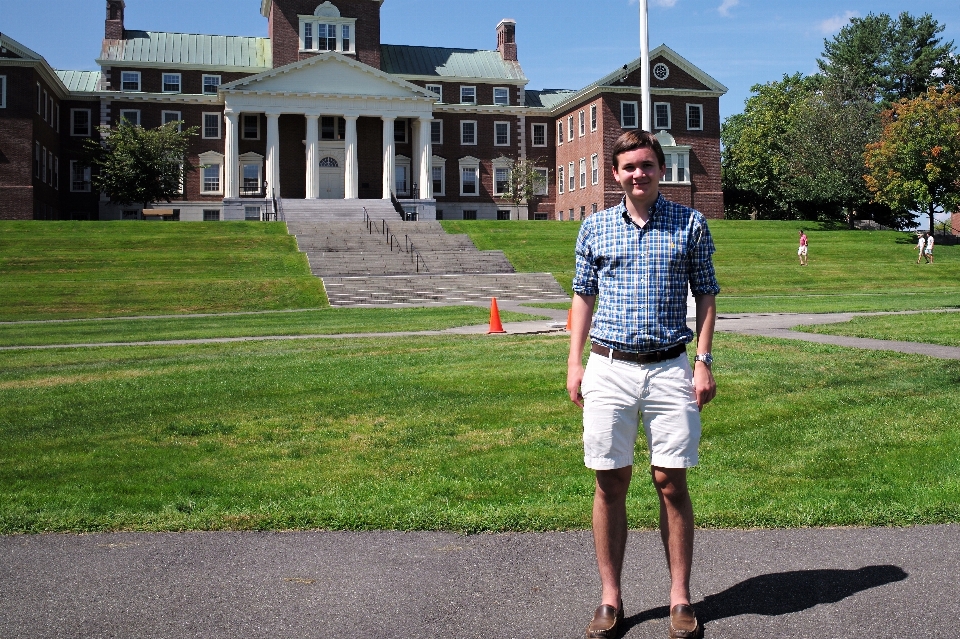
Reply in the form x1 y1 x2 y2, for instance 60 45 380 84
565 308 572 331
487 297 507 334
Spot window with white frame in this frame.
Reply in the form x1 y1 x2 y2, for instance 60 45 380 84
590 104 597 131
120 71 141 92
203 75 221 94
242 114 260 140
426 84 442 99
47 151 54 186
299 7 357 54
34 143 40 178
567 115 574 141
203 113 221 139
687 104 703 131
53 156 59 189
199 151 224 194
0 76 7 109
119 110 140 126
431 120 442 145
162 73 181 93
558 165 564 194
459 156 480 196
71 109 91 136
568 161 575 192
557 121 563 145
55 104 60 132
70 161 91 192
460 86 476 104
431 156 446 196
493 158 511 196
394 118 407 144
654 102 671 129
655 131 691 184
579 111 585 137
162 110 182 130
493 87 509 105
41 146 47 182
239 152 263 195
395 156 410 196
460 120 477 145
494 121 510 146
579 158 587 189
43 90 48 121
533 167 548 196
591 154 599 185
621 101 638 128
531 123 546 147
245 206 262 221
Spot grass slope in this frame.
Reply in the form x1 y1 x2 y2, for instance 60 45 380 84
0 221 326 320
442 220 960 314
797 311 960 347
2 333 957 533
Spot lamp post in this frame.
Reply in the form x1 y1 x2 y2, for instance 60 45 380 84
640 0 651 132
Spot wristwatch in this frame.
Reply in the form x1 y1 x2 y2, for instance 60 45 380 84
694 353 713 367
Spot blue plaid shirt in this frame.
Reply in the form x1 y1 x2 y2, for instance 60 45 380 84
573 194 720 353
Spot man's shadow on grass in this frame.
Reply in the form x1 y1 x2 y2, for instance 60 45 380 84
624 565 907 630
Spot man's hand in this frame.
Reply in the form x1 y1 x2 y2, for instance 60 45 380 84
693 361 716 410
567 361 585 408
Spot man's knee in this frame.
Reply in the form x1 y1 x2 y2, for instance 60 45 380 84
596 467 633 502
651 467 689 502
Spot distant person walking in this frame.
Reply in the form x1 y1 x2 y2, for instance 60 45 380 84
798 230 808 266
917 232 926 264
925 232 935 264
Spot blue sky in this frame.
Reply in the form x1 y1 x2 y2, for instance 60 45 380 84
2 0 958 122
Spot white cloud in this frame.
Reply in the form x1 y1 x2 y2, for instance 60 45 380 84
819 11 859 35
717 0 739 17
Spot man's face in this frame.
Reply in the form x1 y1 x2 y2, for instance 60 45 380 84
612 147 665 205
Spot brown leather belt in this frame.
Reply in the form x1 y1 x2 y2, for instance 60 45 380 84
591 343 686 364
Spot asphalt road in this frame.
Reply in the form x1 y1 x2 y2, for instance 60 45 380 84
2 525 958 638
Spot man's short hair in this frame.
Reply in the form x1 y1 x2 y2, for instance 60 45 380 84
611 130 665 169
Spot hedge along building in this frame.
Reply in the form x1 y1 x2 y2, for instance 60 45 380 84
0 0 727 222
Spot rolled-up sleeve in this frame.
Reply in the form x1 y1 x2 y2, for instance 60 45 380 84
688 216 721 297
572 220 599 296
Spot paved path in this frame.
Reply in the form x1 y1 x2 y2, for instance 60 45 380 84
2 525 958 638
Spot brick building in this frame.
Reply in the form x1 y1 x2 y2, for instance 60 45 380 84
0 0 726 222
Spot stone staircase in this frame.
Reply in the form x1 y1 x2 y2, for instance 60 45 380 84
283 200 570 307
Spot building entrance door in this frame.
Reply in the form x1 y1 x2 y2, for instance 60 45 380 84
318 156 345 199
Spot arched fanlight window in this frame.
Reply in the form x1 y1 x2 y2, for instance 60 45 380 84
318 157 339 168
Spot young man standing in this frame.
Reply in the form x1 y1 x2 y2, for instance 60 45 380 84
925 232 935 264
567 130 719 639
798 229 808 266
917 232 926 264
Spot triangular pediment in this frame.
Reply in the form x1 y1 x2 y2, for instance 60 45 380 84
596 44 728 94
221 52 436 100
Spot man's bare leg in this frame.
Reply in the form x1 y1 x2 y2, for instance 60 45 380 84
593 466 633 609
651 466 694 606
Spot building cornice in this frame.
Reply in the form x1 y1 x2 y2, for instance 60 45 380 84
95 91 222 104
433 104 528 115
0 58 76 100
392 74 527 87
95 59 270 74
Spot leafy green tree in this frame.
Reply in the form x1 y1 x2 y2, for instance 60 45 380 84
721 74 817 218
85 121 198 210
818 12 956 105
864 86 960 231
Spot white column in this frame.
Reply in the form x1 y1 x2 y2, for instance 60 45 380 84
344 115 359 199
418 116 432 200
304 115 319 199
265 113 280 199
382 116 395 199
224 112 239 198
410 118 421 198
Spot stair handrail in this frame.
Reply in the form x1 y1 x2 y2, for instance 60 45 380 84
412 249 428 273
388 233 400 252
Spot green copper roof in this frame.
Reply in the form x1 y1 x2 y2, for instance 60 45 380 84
99 31 271 71
56 70 102 93
525 89 577 109
380 44 527 82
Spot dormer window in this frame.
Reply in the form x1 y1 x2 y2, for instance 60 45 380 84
300 2 357 54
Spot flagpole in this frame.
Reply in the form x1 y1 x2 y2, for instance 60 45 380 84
640 0 651 132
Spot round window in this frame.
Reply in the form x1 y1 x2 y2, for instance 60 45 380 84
653 62 670 81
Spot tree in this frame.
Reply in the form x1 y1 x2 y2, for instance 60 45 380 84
818 12 956 105
85 121 198 210
864 86 960 232
721 74 817 218
498 156 547 219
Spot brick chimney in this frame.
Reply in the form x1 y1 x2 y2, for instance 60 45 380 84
497 19 517 61
105 0 125 40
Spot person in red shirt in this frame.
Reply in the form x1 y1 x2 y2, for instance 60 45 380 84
798 230 808 266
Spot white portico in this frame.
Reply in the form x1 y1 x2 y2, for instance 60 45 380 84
219 52 436 215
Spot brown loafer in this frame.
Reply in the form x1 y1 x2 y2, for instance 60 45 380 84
586 602 624 638
669 603 703 639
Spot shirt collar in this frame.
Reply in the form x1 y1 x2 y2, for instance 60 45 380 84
618 193 664 228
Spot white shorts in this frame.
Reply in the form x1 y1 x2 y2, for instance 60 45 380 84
581 351 701 470
798 246 807 256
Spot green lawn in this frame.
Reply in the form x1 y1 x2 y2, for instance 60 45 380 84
443 220 960 314
0 221 326 320
1 332 957 533
797 311 960 347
